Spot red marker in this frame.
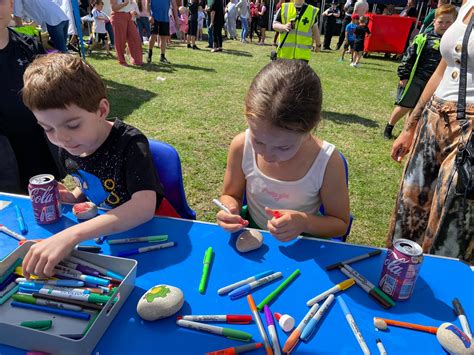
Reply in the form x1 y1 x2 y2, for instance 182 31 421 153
273 211 282 219
206 342 263 355
177 314 253 324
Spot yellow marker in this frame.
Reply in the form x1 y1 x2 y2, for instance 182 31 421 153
306 279 355 306
14 267 57 280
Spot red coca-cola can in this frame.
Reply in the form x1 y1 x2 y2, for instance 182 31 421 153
28 174 62 224
379 239 423 301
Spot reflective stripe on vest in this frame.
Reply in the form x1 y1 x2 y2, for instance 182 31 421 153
278 3 319 60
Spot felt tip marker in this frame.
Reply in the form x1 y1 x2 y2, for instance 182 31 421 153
54 266 110 287
177 319 253 341
282 302 320 353
300 294 335 342
453 298 472 339
218 270 274 295
178 315 252 324
0 224 26 241
116 241 176 258
66 255 124 281
199 247 213 294
247 295 273 355
326 250 382 271
264 305 281 355
15 278 85 287
107 235 168 245
205 342 263 355
38 288 111 304
376 339 387 355
212 199 247 225
15 206 28 235
307 279 355 306
12 293 83 311
338 296 370 355
229 272 283 300
11 301 91 320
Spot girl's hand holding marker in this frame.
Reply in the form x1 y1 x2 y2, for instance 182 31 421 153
265 207 306 242
214 199 249 232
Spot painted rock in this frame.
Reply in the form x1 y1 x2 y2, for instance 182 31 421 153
137 285 184 321
236 229 263 253
72 202 98 220
436 322 473 354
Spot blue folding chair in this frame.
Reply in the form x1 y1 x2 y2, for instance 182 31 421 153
148 139 196 220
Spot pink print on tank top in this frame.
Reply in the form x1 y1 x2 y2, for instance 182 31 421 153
262 188 289 201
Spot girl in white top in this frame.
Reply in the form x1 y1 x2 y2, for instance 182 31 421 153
216 60 350 242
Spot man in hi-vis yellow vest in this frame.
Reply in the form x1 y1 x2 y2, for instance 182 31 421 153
272 0 321 61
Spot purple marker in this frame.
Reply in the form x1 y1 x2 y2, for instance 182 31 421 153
264 305 281 355
60 260 100 276
117 242 176 258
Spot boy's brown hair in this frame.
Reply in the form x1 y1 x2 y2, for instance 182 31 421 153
23 53 107 113
435 4 457 19
245 60 322 133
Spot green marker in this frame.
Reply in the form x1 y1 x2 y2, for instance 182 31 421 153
107 235 168 245
257 269 301 311
21 320 53 331
199 247 213 294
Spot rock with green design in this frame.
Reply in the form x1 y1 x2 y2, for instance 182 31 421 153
137 284 184 321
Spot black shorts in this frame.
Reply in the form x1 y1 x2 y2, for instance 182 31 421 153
95 33 107 44
344 39 355 50
188 20 198 36
151 21 170 36
353 39 364 52
396 76 427 108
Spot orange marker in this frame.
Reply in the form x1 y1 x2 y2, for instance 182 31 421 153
247 295 273 355
374 317 438 334
206 342 263 355
282 303 320 353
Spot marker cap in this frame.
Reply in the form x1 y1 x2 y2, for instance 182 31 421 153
20 320 53 330
227 315 253 324
88 293 111 304
274 312 295 332
339 278 356 290
221 327 253 341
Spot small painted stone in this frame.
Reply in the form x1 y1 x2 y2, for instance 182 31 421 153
236 229 263 253
436 322 473 354
72 202 98 220
137 285 184 321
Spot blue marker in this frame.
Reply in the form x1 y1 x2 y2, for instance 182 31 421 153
18 283 90 294
300 294 335 342
11 301 91 320
15 206 28 235
229 272 283 300
218 270 275 295
16 279 85 287
117 241 176 258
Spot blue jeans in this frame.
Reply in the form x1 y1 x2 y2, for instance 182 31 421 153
241 17 248 40
207 15 213 47
105 21 115 46
136 16 151 41
46 20 69 52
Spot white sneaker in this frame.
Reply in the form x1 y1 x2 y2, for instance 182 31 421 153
353 63 360 68
350 62 354 67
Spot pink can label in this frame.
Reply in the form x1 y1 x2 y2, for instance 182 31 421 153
379 239 423 301
28 174 62 224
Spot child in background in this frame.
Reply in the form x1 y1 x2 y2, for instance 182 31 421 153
339 13 358 62
351 15 370 67
383 4 456 139
216 60 350 241
197 5 206 41
178 6 189 43
187 0 200 49
20 53 175 278
90 0 111 56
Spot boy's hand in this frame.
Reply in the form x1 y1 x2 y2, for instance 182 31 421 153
22 232 77 278
149 16 154 25
265 207 306 242
216 206 249 233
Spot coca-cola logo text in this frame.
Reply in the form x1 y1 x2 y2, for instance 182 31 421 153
30 186 56 204
384 249 409 276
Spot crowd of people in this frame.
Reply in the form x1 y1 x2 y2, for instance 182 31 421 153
0 0 472 275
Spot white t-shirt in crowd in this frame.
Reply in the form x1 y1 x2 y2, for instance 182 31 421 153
354 0 368 17
92 8 108 34
435 0 474 103
14 0 69 27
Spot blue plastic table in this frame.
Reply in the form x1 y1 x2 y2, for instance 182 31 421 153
0 193 473 354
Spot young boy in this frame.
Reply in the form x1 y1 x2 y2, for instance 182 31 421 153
351 15 370 67
383 4 456 139
89 0 111 56
339 13 358 62
21 53 165 278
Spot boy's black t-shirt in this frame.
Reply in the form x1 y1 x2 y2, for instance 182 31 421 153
60 119 164 210
189 2 199 22
354 25 370 41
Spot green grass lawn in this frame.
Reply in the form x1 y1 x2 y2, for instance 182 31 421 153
86 34 404 247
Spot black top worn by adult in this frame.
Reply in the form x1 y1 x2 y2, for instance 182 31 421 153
0 28 63 193
398 30 442 82
60 119 164 210
209 0 225 26
189 1 199 22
